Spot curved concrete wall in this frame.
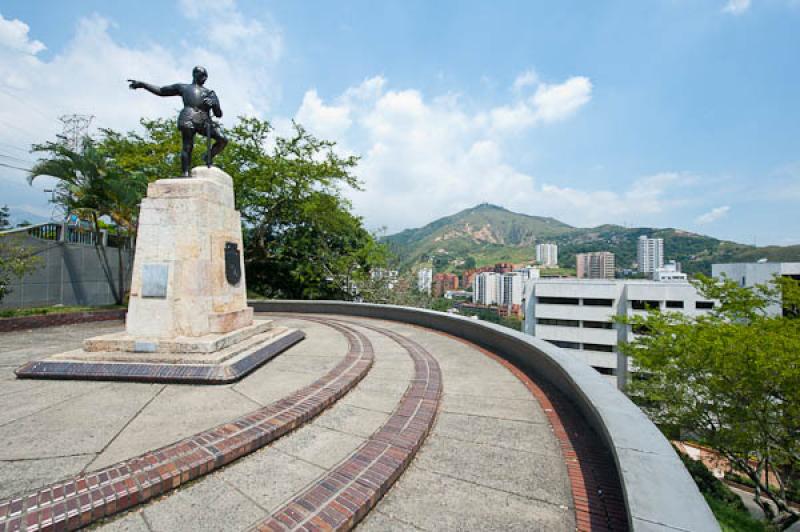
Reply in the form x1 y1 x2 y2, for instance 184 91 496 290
250 300 719 532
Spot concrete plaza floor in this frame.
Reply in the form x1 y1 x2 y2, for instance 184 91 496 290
0 315 575 531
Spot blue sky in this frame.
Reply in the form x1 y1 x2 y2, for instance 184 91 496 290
0 0 798 245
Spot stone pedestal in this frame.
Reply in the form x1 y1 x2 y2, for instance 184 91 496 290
15 167 303 384
127 167 252 338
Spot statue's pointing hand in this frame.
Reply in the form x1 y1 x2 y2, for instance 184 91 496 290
127 79 143 90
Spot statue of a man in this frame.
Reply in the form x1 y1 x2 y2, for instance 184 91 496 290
128 66 227 177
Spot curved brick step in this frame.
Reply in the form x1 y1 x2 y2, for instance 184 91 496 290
252 319 442 532
0 320 374 532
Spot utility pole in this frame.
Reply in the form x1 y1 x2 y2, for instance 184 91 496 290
58 114 94 151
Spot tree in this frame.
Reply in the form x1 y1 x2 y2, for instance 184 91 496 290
29 139 146 304
618 275 800 529
53 116 387 299
0 205 10 230
0 234 41 303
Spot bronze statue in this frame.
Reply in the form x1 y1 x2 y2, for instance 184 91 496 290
128 66 227 177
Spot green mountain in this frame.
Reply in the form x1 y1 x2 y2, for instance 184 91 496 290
384 204 800 276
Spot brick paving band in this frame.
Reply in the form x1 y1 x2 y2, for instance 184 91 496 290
441 334 629 531
251 319 442 532
0 319 374 532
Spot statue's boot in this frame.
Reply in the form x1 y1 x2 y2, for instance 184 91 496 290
202 150 212 166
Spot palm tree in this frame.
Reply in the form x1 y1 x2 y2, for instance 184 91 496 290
29 138 147 304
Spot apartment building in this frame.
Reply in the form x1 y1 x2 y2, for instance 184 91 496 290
576 252 615 279
417 268 432 295
535 243 558 267
637 235 664 274
522 278 714 387
712 261 800 316
473 271 523 307
432 272 459 297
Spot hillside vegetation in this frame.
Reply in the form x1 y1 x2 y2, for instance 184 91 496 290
384 204 800 276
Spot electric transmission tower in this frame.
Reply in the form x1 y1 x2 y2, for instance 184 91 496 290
58 114 94 151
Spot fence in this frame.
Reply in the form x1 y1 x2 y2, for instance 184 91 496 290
0 222 132 309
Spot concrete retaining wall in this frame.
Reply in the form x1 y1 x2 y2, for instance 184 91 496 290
0 234 131 309
250 299 720 532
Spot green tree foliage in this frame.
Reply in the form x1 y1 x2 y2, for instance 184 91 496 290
28 139 145 304
0 233 41 303
0 205 10 229
32 117 387 300
618 275 800 529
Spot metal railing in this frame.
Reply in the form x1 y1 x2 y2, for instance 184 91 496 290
0 221 116 247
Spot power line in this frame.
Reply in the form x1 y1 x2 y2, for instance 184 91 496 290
0 161 33 172
0 141 31 154
0 153 35 165
0 85 56 124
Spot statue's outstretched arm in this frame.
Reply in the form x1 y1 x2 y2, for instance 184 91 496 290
128 80 181 97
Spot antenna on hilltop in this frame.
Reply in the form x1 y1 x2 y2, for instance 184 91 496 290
58 114 94 151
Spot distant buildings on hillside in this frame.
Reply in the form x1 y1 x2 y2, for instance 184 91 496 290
417 267 432 295
576 252 615 279
536 243 558 267
432 273 459 297
637 235 664 274
473 271 523 311
653 261 686 282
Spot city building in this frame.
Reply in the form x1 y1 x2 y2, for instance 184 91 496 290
370 268 400 289
516 266 541 281
473 272 499 305
576 252 615 279
417 267 432 295
637 235 664 274
522 278 715 387
653 261 687 282
712 261 800 316
444 290 471 300
536 243 558 267
432 272 459 297
473 271 523 311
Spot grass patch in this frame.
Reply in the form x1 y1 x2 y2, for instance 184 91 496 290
705 495 771 532
0 304 125 319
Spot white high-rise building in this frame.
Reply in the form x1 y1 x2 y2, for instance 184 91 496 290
499 272 523 308
473 272 499 305
417 268 432 295
637 236 664 274
536 243 558 267
474 271 524 308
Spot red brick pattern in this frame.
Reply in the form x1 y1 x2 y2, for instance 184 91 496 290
0 320 373 532
447 336 629 531
0 309 126 333
252 321 442 532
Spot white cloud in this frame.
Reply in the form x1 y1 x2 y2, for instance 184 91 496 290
512 69 538 93
722 0 751 14
695 205 730 224
0 4 282 219
291 74 693 232
0 15 45 55
488 75 592 132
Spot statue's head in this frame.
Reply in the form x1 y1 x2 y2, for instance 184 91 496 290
192 66 208 85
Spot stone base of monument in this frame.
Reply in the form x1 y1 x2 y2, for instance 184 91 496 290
15 166 303 384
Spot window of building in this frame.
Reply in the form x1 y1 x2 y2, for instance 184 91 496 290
546 339 580 349
536 318 580 328
696 301 714 310
665 300 684 309
594 367 614 375
583 343 615 352
632 324 651 335
537 296 579 305
631 300 661 310
582 298 613 307
582 321 614 329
